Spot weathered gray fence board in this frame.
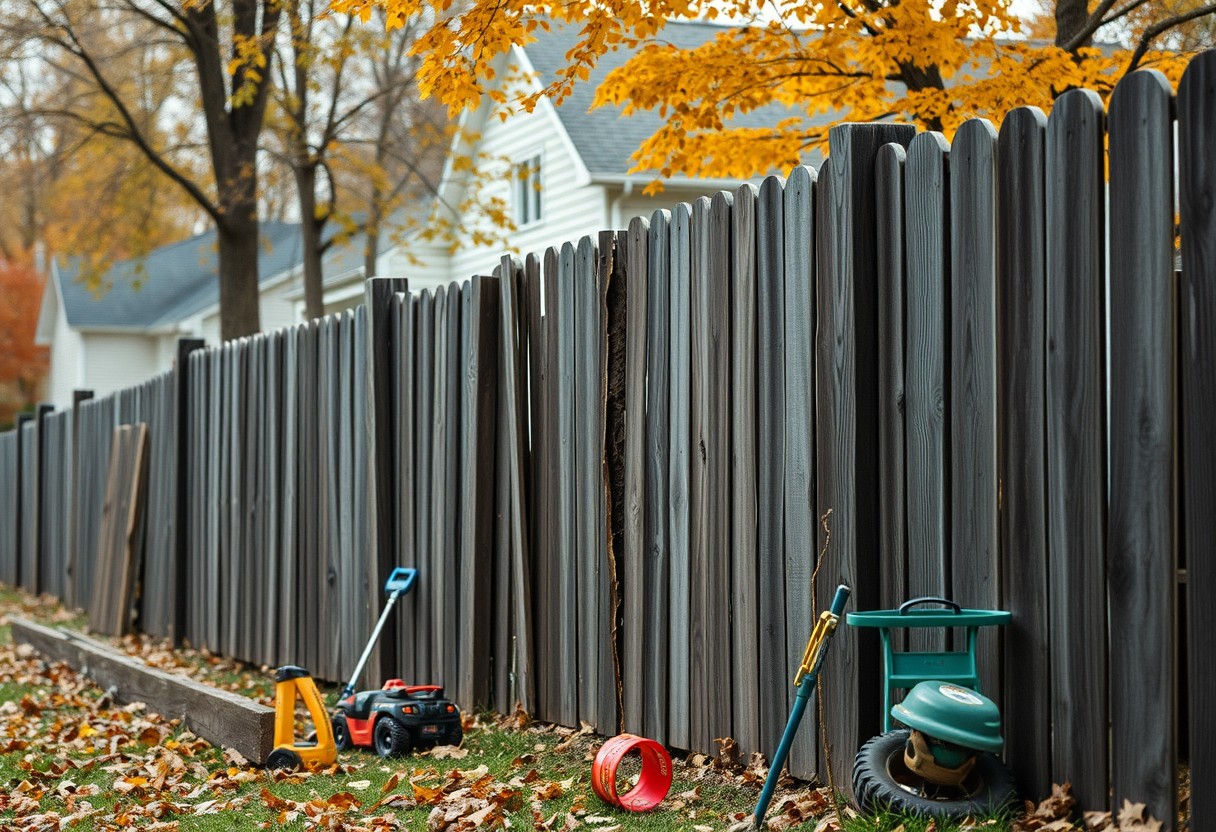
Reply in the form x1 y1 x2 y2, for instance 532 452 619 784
876 144 907 616
429 287 451 689
949 118 1000 701
689 197 712 752
623 217 648 735
783 166 817 779
443 287 463 698
556 242 579 727
756 177 788 756
1045 88 1109 809
599 231 623 735
731 183 760 759
667 203 693 750
523 254 546 717
643 211 671 743
415 292 435 683
996 105 1052 800
541 246 565 725
903 132 951 653
818 123 916 786
575 236 603 729
1179 51 1216 831
1108 68 1177 828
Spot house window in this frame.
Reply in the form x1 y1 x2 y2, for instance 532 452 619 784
514 155 542 226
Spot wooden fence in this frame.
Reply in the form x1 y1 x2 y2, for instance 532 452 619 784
2 54 1215 829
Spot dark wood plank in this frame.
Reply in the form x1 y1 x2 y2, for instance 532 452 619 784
89 423 149 636
782 167 817 778
731 183 760 760
876 145 907 617
1045 88 1109 809
1108 68 1177 828
522 253 546 717
666 203 692 750
599 230 623 735
755 177 788 758
903 131 951 653
442 287 462 693
492 292 513 714
352 310 372 678
689 196 712 753
1179 50 1216 832
996 105 1052 801
393 294 416 683
623 216 649 736
949 118 1000 701
429 286 451 688
459 277 499 710
415 292 435 682
818 123 917 785
643 211 671 743
173 341 202 646
539 248 562 724
279 332 298 667
555 242 579 727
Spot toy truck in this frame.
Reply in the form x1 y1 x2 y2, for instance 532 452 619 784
331 680 463 757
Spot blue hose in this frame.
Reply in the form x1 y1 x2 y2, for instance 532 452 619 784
751 584 852 828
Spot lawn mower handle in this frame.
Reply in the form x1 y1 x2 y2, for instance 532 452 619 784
341 570 418 699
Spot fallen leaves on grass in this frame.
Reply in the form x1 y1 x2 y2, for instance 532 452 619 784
1083 799 1165 832
1014 782 1079 831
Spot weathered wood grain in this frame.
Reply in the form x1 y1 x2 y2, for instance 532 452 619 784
623 217 649 735
1177 52 1216 832
599 231 623 735
818 123 916 785
556 242 579 726
1045 88 1109 810
415 292 435 682
731 183 760 759
523 254 546 717
996 105 1052 801
541 246 565 725
667 203 693 750
876 145 907 617
950 118 1000 702
643 211 671 743
443 287 463 694
689 196 713 752
1107 69 1177 828
89 423 149 636
903 132 951 653
783 166 817 779
755 176 788 757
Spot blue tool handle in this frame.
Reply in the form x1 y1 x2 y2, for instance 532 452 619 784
752 584 851 828
384 567 417 596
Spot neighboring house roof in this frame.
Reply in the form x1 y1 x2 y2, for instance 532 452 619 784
522 21 828 177
55 222 305 330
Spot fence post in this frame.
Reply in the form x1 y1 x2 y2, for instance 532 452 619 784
31 403 53 596
13 411 32 589
817 122 915 787
66 389 94 608
364 276 409 680
172 339 205 647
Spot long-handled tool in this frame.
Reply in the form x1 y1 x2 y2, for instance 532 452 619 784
341 567 417 699
749 584 851 828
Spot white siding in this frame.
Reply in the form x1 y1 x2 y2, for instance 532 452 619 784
260 275 302 333
45 302 84 410
80 333 162 398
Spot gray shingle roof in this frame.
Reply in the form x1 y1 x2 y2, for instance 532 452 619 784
57 222 305 329
523 20 832 176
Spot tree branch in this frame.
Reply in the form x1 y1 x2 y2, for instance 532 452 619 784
1128 2 1216 70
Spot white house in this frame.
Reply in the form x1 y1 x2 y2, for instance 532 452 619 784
322 20 824 299
34 223 368 409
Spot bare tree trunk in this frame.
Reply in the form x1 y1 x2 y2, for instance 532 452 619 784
294 163 326 320
1055 0 1091 48
364 187 383 279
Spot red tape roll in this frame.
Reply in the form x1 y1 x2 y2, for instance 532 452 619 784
591 734 673 812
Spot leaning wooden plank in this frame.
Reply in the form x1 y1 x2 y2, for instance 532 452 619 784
730 183 760 760
623 217 648 736
782 167 816 778
666 203 693 750
90 423 149 636
11 619 275 764
949 118 1000 702
1108 69 1177 827
755 178 787 758
903 132 951 653
500 256 535 715
1044 88 1108 810
1179 50 1216 832
996 106 1051 801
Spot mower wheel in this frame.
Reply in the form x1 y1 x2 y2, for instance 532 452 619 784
265 748 302 771
853 729 1017 820
373 717 411 758
332 714 353 751
445 723 464 748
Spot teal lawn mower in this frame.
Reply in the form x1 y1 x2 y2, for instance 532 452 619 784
848 598 1018 820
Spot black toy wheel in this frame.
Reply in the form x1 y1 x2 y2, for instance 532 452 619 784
445 723 464 747
332 714 353 751
265 748 302 770
853 729 1017 820
373 717 411 758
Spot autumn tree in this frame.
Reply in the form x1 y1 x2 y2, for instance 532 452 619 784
9 0 282 340
336 0 1213 183
0 261 48 428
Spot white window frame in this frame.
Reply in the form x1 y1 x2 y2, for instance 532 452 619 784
513 153 543 228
